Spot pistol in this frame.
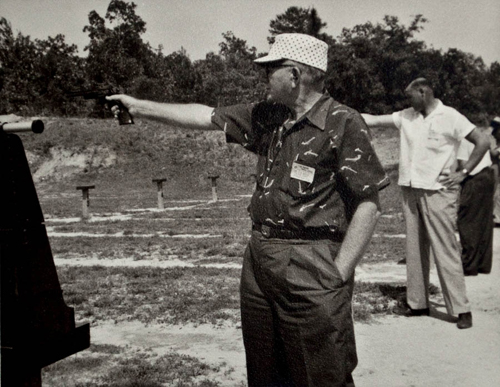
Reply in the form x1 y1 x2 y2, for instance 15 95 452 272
67 85 134 125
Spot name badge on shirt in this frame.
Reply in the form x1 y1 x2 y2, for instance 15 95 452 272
291 162 315 183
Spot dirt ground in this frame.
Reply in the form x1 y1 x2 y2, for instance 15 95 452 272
87 229 500 387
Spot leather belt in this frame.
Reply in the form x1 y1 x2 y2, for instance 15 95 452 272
252 223 344 242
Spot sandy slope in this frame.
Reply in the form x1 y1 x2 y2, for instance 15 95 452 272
88 229 500 387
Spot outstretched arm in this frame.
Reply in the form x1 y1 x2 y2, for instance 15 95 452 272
106 95 216 130
361 113 398 129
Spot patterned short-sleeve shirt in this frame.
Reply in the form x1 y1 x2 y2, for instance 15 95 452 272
211 92 390 234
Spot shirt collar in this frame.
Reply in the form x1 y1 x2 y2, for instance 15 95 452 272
428 99 444 118
284 92 333 131
414 99 444 119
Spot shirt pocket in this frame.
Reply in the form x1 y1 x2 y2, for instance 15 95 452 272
425 132 448 150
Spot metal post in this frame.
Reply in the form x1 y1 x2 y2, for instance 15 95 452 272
207 175 220 202
76 185 95 220
152 178 167 209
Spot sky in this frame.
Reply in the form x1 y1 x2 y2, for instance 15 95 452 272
1 0 499 66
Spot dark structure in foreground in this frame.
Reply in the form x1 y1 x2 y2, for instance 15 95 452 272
1 121 90 386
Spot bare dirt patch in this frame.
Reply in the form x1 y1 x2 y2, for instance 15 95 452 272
34 146 117 181
91 321 246 387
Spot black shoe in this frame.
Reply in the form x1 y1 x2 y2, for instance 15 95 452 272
457 312 473 329
392 303 430 317
397 258 406 265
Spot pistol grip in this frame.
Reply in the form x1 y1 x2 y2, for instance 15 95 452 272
109 101 134 125
117 106 134 125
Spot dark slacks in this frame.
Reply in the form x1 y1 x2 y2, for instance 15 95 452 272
458 167 495 275
240 230 357 387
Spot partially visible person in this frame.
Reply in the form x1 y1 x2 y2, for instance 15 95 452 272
457 126 495 275
490 117 500 225
362 77 490 329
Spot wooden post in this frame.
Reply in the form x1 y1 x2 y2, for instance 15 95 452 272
76 185 95 220
207 174 220 202
152 178 167 209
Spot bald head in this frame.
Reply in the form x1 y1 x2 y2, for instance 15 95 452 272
404 78 437 114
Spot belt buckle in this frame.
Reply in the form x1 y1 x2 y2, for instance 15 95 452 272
261 225 271 238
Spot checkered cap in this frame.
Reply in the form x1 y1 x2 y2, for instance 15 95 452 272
254 33 328 72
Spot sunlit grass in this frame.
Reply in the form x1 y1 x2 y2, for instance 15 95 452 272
59 264 422 326
42 345 225 387
59 266 241 326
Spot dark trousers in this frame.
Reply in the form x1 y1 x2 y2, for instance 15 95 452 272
458 167 495 275
240 231 357 387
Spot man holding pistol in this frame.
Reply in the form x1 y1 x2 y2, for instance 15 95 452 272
108 33 389 387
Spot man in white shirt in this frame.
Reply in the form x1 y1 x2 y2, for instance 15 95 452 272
362 78 490 329
457 136 495 276
490 117 500 224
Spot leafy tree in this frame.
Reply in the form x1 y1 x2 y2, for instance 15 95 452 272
131 47 202 103
1 3 498 121
327 15 429 112
0 18 84 116
81 0 155 117
129 45 173 102
83 0 148 89
194 52 226 106
0 17 40 114
163 48 201 103
437 48 487 122
35 35 87 116
196 32 266 106
479 62 500 119
268 7 333 44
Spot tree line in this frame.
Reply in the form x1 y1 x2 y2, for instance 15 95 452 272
1 1 499 125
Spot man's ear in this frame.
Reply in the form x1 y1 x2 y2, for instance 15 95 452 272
291 67 301 85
